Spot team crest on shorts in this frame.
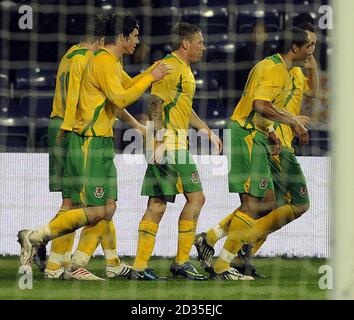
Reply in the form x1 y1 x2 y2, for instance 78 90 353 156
94 186 105 199
191 171 200 184
259 178 268 189
299 186 308 197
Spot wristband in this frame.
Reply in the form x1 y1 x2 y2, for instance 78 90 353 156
266 126 275 133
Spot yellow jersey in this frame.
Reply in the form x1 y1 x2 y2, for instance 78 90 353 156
73 47 154 137
151 52 196 150
275 67 309 151
231 53 292 130
51 44 92 132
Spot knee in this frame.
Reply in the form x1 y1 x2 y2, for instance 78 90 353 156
187 193 206 209
147 202 166 218
88 206 107 224
105 201 117 220
294 202 310 218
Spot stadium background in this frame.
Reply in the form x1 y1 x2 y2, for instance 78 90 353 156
0 0 330 258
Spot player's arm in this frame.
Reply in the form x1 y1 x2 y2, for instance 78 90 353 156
121 61 161 89
253 113 281 155
112 108 145 136
147 93 166 164
303 55 319 98
253 100 309 144
189 109 223 155
61 56 86 131
253 65 309 144
94 56 169 110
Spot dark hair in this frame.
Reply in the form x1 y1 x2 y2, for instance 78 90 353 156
282 27 310 52
103 10 139 45
171 22 201 51
296 22 315 33
82 13 106 42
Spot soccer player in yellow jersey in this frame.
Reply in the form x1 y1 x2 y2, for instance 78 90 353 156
43 13 106 278
129 22 222 281
17 11 170 273
195 26 316 280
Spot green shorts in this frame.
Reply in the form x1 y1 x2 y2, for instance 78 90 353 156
270 147 310 207
141 149 203 202
64 132 117 206
227 120 274 198
47 117 71 197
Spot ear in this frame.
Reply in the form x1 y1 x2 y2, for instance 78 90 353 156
181 39 189 50
291 44 298 54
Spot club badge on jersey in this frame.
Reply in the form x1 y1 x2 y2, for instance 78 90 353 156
94 186 105 199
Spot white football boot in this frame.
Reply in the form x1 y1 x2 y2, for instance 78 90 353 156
63 267 105 281
105 262 132 278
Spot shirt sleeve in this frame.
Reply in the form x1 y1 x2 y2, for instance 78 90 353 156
94 54 154 110
121 62 158 89
61 55 86 130
254 65 283 102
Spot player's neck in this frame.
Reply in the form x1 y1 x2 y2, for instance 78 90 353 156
104 44 123 60
173 50 191 66
280 52 295 71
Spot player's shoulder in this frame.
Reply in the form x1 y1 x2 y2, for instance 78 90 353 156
259 54 284 70
66 47 91 61
290 66 305 79
162 53 183 68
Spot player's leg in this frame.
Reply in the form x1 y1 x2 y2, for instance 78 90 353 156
169 150 207 280
18 134 111 270
212 124 273 280
42 119 75 276
129 196 167 280
232 149 311 275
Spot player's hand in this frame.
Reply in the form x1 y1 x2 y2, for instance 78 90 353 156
268 131 282 156
150 62 171 82
295 115 310 128
303 55 317 70
154 141 167 164
210 131 223 155
56 129 65 145
290 118 309 145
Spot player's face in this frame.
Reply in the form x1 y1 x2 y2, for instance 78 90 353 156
187 32 206 63
293 31 317 67
123 28 140 55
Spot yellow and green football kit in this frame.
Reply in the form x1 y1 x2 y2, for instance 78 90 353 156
270 67 310 207
141 53 202 202
48 44 92 194
228 53 292 198
66 47 154 206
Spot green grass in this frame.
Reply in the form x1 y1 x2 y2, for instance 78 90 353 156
0 256 328 300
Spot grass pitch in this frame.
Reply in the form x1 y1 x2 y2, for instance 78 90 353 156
0 256 328 300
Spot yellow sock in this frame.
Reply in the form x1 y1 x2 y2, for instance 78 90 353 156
133 221 159 271
213 210 255 274
45 208 88 241
249 204 298 242
67 220 108 270
46 209 69 271
77 220 107 257
62 231 76 268
206 212 234 246
251 237 267 256
101 220 121 267
175 220 195 265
